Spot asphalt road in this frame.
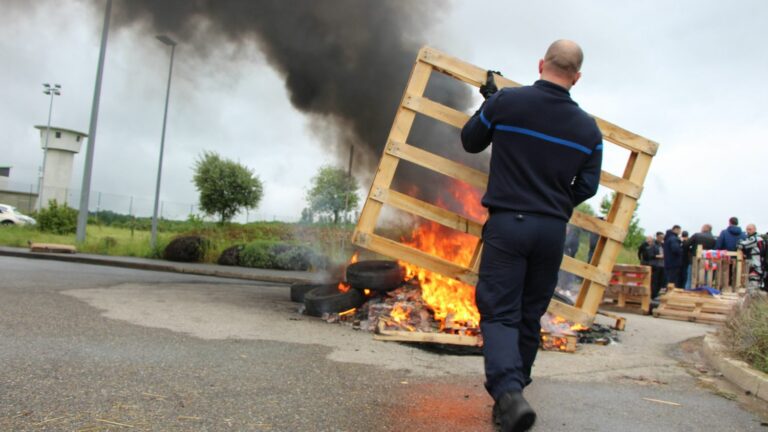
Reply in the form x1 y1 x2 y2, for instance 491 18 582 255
1 256 765 431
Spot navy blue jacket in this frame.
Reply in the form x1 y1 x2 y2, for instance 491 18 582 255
715 226 746 251
461 80 603 221
663 230 683 268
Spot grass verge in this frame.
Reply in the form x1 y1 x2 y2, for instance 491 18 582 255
721 294 768 374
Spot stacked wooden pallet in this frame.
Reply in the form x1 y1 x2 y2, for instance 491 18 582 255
603 264 651 314
652 288 740 325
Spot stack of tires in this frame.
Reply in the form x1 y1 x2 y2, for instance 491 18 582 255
291 261 404 317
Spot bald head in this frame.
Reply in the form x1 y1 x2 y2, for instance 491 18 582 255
539 39 584 89
545 40 583 74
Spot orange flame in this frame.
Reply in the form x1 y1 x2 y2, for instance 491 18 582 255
391 303 409 323
337 253 360 293
338 282 351 293
395 181 488 332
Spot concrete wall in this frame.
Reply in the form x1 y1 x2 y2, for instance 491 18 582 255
40 149 76 206
0 190 38 214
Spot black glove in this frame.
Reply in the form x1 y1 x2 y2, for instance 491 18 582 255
479 70 502 100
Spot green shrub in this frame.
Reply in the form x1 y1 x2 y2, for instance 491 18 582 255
163 235 209 262
218 244 243 266
239 241 277 269
37 200 78 234
722 295 768 374
274 245 317 271
238 241 325 271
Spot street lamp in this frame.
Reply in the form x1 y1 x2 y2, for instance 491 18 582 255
76 0 112 243
38 83 62 212
150 35 177 249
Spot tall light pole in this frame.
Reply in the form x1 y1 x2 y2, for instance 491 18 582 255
39 83 61 212
76 0 112 243
150 35 177 249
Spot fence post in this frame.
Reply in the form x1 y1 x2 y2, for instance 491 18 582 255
28 184 34 213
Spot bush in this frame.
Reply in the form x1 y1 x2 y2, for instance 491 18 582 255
163 235 209 262
239 241 277 269
274 245 318 271
218 244 243 266
238 240 324 271
722 295 768 374
37 200 78 234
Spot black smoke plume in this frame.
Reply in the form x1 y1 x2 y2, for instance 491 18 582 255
100 1 487 214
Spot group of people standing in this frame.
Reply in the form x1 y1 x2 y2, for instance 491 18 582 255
638 217 767 297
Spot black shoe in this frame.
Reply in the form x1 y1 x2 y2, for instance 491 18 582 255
493 391 536 432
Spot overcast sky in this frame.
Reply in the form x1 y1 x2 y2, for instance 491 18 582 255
1 0 766 234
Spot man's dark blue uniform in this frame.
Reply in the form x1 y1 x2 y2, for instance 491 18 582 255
461 79 603 403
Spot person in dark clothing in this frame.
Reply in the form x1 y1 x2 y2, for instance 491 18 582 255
461 40 601 432
638 235 654 265
663 225 683 288
650 232 665 297
687 224 716 288
559 225 582 291
564 225 581 258
715 217 747 251
680 231 691 288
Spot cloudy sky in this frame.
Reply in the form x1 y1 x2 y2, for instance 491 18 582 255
1 0 766 234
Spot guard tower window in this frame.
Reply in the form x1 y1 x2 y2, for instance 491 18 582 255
55 132 61 138
76 136 81 142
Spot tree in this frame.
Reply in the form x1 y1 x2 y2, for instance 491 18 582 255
306 166 359 224
193 151 263 224
599 192 645 249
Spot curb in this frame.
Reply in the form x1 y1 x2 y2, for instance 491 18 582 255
0 247 325 286
702 333 768 402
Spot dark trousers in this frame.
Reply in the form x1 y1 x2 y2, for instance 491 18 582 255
476 211 566 401
651 265 665 298
665 266 682 288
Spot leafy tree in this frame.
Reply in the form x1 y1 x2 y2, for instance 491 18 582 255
306 166 359 224
600 192 645 249
193 151 263 224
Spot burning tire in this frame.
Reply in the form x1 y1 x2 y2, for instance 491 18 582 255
303 284 365 317
346 260 404 292
290 283 325 303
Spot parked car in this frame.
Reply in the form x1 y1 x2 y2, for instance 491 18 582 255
0 204 36 226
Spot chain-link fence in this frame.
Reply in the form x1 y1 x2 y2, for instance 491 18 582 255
0 180 300 223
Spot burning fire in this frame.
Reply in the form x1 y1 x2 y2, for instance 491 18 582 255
396 181 487 332
337 252 360 293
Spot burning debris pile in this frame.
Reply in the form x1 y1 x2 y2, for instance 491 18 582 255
299 252 620 353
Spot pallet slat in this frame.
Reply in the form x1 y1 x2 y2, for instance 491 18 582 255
417 47 659 157
653 289 740 324
385 140 488 189
352 46 658 331
370 187 483 237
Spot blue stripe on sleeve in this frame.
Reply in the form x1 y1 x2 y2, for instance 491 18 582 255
479 111 492 128
595 144 603 151
494 124 593 155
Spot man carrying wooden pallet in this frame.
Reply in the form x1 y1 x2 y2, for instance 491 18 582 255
461 40 603 432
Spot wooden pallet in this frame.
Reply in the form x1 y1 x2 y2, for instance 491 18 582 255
690 246 747 293
29 242 77 254
603 264 651 314
652 288 740 324
374 321 577 353
352 46 658 328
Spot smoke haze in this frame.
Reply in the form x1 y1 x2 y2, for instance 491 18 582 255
100 0 482 203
